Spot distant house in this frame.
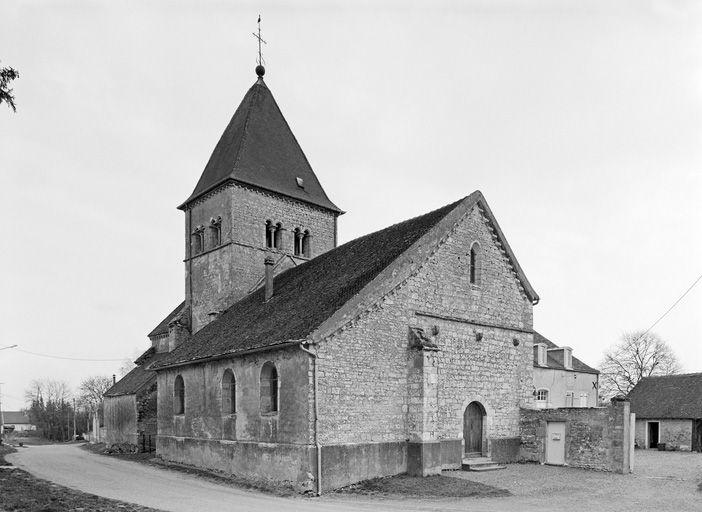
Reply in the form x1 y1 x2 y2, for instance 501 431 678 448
628 373 702 451
532 332 599 408
103 347 167 446
2 411 35 432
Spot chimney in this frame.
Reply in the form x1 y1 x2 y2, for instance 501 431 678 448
112 374 116 385
563 347 573 370
264 256 275 301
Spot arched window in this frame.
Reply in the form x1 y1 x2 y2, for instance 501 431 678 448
265 220 274 248
469 242 481 285
302 230 311 258
222 369 236 414
260 362 278 413
274 223 283 249
209 216 222 247
174 375 185 415
293 228 302 256
191 229 204 255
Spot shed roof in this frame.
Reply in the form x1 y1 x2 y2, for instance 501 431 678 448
179 77 341 213
3 411 31 424
628 373 702 419
104 348 167 397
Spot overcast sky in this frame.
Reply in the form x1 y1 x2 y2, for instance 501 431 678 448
1 0 700 410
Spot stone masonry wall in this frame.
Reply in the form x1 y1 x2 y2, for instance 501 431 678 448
156 345 315 488
520 399 631 473
185 182 337 333
315 204 534 459
634 419 693 450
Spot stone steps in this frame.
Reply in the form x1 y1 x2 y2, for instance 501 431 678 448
461 457 506 472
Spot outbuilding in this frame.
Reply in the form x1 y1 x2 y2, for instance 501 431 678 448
628 373 702 451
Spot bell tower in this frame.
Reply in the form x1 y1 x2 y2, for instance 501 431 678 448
179 65 342 333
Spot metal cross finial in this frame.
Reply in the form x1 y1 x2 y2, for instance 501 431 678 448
252 15 267 66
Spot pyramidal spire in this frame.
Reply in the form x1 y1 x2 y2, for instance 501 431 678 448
178 26 341 214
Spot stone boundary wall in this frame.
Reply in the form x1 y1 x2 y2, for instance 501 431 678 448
519 398 631 473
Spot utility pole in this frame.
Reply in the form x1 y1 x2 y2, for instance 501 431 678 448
72 397 76 439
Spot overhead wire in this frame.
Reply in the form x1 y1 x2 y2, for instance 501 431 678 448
14 348 125 363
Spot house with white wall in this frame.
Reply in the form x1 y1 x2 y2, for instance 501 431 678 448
532 332 599 408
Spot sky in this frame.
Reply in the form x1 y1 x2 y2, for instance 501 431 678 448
1 0 700 411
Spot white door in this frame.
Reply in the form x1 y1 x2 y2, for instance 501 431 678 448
546 421 566 465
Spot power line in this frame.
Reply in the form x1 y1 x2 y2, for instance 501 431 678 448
636 272 702 342
15 349 125 362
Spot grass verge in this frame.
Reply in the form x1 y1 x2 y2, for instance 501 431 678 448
334 472 510 498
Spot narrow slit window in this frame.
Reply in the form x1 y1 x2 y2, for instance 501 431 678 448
174 375 185 415
469 242 481 285
222 369 236 414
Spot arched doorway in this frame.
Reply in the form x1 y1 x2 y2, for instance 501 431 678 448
463 401 486 456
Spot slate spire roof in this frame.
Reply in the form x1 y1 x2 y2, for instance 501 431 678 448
153 192 539 370
179 76 341 213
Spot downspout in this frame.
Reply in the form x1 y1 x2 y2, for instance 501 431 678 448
299 342 321 496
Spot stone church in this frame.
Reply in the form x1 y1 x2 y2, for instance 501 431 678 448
114 64 542 492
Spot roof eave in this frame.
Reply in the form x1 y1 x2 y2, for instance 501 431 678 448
177 177 344 215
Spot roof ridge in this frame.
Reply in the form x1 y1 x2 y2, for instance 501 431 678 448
230 81 263 172
642 372 702 379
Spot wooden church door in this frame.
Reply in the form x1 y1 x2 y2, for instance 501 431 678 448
463 402 484 456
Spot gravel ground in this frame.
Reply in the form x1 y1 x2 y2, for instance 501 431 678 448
445 450 702 512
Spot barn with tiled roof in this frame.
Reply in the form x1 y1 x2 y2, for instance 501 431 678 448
628 373 702 451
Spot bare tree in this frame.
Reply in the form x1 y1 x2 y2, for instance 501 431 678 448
118 358 136 378
78 375 113 413
0 62 19 112
599 331 681 399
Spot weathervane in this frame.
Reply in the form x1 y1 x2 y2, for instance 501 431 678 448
253 15 267 77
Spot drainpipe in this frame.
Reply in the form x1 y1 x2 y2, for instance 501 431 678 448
299 342 321 496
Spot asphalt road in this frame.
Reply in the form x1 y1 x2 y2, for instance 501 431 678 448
9 444 700 511
5 444 502 512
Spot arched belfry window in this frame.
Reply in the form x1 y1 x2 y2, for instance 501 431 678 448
260 362 279 414
302 230 311 258
265 220 274 248
274 223 283 250
191 227 204 255
293 228 302 256
174 375 185 415
469 241 481 285
209 216 222 247
222 369 236 414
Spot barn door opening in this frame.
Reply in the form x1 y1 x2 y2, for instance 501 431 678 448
648 421 659 449
693 420 702 452
463 401 485 457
